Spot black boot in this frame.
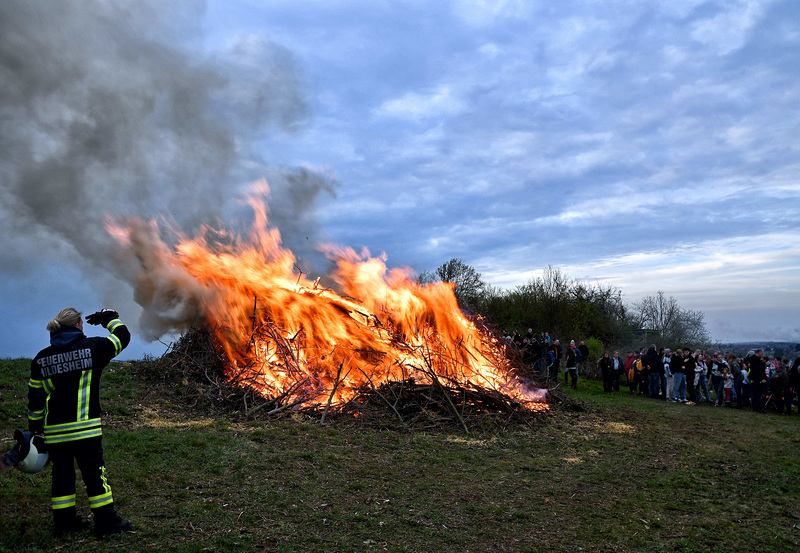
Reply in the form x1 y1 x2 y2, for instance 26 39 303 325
53 507 91 538
93 505 133 537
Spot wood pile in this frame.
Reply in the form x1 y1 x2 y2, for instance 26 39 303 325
134 326 584 432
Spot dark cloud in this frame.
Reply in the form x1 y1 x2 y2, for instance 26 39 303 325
0 0 331 350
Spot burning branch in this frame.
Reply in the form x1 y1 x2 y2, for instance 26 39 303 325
320 356 354 424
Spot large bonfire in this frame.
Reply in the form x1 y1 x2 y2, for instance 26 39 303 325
108 181 546 416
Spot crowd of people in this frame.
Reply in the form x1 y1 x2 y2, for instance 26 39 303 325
501 329 591 389
614 345 800 415
501 329 800 415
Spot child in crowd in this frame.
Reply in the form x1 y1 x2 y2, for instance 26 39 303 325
740 361 751 408
723 368 734 407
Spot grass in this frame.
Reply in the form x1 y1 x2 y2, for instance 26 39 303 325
1 357 799 552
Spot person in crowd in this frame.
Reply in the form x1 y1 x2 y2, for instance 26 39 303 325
599 351 614 392
679 347 696 403
565 339 582 389
710 352 729 406
769 360 791 414
672 348 688 403
764 356 773 394
694 350 712 403
726 352 744 408
643 344 661 399
551 339 562 381
789 357 800 415
611 351 623 392
540 344 555 379
740 358 752 409
624 351 637 394
663 349 675 402
636 349 649 396
578 340 590 375
746 349 768 413
723 368 734 407
530 337 543 367
520 337 533 364
576 340 588 384
683 348 697 403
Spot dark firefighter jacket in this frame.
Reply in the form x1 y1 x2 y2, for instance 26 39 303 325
28 319 130 444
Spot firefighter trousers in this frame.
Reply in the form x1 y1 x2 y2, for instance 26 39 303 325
48 436 115 518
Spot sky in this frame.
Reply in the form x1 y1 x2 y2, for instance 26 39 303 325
1 0 798 361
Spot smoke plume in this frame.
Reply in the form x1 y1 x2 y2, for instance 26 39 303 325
0 0 336 340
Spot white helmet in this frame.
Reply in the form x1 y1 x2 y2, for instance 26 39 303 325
14 429 50 474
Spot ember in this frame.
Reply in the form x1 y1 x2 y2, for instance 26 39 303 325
109 181 547 417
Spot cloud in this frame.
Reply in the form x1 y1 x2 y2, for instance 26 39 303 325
373 86 467 121
450 0 530 26
690 0 768 55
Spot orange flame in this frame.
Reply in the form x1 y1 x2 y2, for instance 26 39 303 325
108 181 546 409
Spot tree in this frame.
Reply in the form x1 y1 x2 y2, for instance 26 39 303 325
630 291 710 348
463 265 631 347
434 258 486 313
415 269 439 287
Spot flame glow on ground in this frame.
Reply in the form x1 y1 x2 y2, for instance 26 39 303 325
109 181 547 411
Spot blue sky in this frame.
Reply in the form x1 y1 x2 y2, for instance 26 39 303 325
1 0 798 360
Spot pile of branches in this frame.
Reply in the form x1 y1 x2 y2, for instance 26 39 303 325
329 378 535 431
134 325 581 431
132 326 246 416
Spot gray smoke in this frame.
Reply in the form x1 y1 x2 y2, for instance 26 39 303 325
0 0 336 339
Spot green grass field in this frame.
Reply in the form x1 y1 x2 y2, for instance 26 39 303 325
1 358 798 552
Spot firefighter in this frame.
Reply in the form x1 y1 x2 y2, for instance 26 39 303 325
28 307 133 537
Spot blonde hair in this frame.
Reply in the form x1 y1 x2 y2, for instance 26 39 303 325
46 307 82 332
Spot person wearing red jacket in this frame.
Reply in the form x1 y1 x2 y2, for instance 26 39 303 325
624 351 636 394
